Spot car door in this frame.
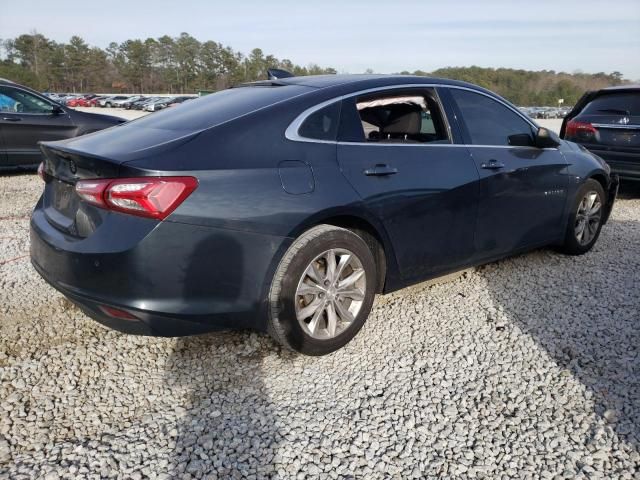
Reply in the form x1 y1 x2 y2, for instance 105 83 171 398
444 87 569 259
336 87 480 282
0 85 75 166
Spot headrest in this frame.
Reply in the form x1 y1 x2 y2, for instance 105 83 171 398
381 103 422 135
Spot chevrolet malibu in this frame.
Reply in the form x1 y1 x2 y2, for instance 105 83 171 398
31 75 618 355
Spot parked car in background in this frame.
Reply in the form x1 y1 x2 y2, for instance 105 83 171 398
31 74 618 355
122 96 147 109
167 96 195 107
133 97 160 110
88 96 107 107
67 95 97 108
0 79 125 169
99 96 129 108
111 96 145 108
143 97 176 112
561 85 640 181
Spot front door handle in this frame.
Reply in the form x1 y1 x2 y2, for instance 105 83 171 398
2 117 21 122
363 164 398 176
481 159 505 170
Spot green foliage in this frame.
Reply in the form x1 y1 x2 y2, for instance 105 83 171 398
424 66 626 106
0 33 628 100
0 32 336 93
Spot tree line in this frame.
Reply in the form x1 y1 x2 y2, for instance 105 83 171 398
0 32 629 106
0 32 337 94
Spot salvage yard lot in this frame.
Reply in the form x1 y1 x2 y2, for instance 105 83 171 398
1 177 639 478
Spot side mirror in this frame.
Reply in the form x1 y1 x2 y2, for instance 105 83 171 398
51 105 65 115
535 127 561 148
508 133 534 147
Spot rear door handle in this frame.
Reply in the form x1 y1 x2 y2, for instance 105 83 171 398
481 159 505 170
2 117 21 122
363 164 398 176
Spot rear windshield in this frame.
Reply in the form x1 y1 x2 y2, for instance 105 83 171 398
582 92 640 116
126 85 311 131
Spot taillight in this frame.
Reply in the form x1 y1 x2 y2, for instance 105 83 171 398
75 177 198 220
98 305 139 320
565 120 597 141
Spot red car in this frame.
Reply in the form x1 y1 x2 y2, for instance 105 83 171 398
66 95 97 107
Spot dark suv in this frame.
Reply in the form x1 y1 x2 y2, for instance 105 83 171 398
561 85 640 181
0 79 125 169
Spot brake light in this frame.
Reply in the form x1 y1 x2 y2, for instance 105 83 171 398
565 120 597 140
75 177 198 220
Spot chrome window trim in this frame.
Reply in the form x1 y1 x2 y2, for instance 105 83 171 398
592 123 640 130
285 83 540 146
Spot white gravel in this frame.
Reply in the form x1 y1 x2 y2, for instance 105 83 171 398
1 175 639 479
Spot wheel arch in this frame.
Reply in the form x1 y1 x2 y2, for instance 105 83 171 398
288 210 399 293
589 172 608 192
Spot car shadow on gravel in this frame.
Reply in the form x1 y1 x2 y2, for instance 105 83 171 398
163 330 283 479
478 220 639 451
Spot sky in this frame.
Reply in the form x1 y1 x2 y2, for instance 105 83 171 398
2 0 640 79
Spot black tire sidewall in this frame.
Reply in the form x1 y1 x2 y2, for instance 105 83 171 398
276 229 377 356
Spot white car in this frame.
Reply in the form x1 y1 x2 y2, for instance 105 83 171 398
99 96 130 108
111 96 144 108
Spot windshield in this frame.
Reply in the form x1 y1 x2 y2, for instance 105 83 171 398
583 92 640 116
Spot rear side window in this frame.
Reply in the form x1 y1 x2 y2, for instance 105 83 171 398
451 89 534 146
298 102 340 140
581 92 640 116
125 85 311 131
338 88 450 144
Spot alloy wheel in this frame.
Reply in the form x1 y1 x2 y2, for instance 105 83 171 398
295 248 367 339
575 190 602 245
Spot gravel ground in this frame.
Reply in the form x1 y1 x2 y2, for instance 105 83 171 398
0 175 638 479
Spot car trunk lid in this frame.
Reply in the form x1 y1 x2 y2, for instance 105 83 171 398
40 144 123 237
589 114 640 149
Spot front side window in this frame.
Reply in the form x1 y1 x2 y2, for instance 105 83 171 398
339 88 450 144
298 101 340 141
0 87 55 114
450 89 534 146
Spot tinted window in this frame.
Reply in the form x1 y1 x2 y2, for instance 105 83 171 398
451 89 533 146
0 86 54 114
126 85 311 131
298 102 340 140
582 92 640 116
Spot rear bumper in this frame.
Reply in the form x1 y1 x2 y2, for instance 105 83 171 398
30 205 291 336
587 148 640 180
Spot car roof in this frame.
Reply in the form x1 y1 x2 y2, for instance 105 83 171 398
247 74 481 91
599 84 640 92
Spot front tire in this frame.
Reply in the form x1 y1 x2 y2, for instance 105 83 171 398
558 179 606 255
268 225 377 356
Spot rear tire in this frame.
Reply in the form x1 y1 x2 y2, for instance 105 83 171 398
558 179 606 255
268 225 377 356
